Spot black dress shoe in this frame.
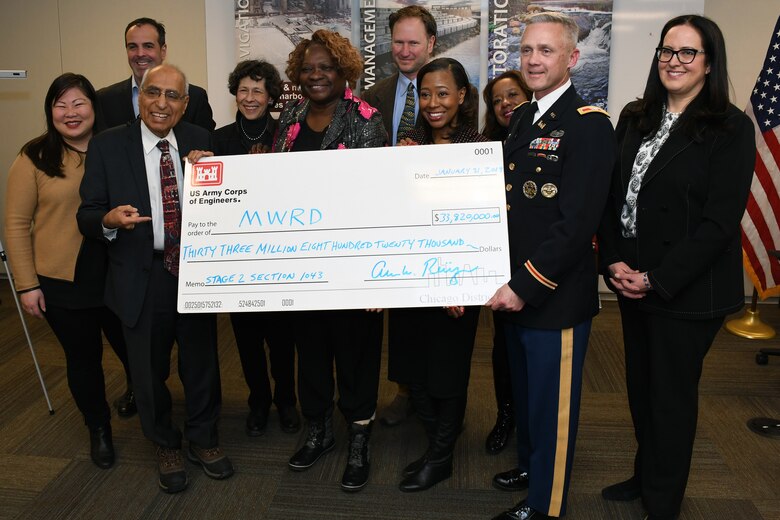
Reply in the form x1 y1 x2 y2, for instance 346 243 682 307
398 454 452 492
89 424 115 469
601 476 641 501
246 409 268 437
486 404 515 454
114 389 136 418
492 468 529 491
491 500 550 520
278 406 301 434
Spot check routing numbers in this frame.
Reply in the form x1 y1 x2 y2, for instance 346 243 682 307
177 141 510 312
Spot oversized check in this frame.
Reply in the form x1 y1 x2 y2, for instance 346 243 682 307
178 142 510 313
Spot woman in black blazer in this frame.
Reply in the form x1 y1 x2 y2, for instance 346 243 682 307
598 15 755 520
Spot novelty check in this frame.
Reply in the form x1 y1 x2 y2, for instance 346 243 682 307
178 142 510 313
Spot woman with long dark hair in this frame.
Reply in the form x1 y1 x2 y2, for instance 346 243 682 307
4 73 131 469
391 57 487 492
598 15 755 519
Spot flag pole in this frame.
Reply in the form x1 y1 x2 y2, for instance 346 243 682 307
725 288 775 339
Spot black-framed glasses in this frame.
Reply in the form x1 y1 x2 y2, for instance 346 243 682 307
655 47 705 64
141 87 186 102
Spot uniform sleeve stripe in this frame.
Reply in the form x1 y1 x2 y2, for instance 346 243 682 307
524 261 557 290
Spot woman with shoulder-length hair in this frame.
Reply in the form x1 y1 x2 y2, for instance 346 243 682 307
272 29 388 493
479 69 532 456
598 15 755 520
4 73 132 469
390 57 487 492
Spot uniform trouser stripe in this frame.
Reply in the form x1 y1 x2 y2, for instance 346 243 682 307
549 328 573 517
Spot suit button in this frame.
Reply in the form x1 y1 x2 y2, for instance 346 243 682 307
508 162 515 171
535 166 542 173
506 203 511 211
506 183 512 191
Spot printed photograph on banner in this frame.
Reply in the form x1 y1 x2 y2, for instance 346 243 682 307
488 1 612 108
360 0 481 94
234 0 352 112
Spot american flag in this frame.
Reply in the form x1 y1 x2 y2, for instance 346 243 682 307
741 15 780 299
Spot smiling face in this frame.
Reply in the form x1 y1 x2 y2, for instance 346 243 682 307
125 23 167 85
658 23 710 112
520 22 579 100
299 44 346 107
138 66 188 138
236 76 270 120
491 77 529 128
418 68 466 140
52 87 95 147
391 17 435 80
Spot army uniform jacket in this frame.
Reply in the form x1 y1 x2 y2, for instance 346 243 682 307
503 85 615 329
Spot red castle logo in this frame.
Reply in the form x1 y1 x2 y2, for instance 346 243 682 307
192 162 223 186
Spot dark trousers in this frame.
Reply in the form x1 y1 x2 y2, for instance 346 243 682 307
492 310 513 408
294 310 382 423
44 305 126 428
122 258 221 449
230 312 296 413
388 306 479 398
505 319 591 518
618 299 722 519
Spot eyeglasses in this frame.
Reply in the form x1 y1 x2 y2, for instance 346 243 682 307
655 47 705 64
141 87 186 102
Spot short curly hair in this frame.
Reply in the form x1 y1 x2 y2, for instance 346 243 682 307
286 29 363 88
227 60 282 103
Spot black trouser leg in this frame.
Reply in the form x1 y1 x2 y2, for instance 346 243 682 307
44 305 110 428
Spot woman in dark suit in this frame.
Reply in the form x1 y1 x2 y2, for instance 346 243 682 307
213 60 300 437
597 15 755 520
392 57 486 492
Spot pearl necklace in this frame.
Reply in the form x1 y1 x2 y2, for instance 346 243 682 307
239 116 268 142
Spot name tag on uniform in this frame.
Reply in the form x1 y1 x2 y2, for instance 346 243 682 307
529 137 560 151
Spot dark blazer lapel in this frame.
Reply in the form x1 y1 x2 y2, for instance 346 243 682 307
126 122 152 216
641 128 694 187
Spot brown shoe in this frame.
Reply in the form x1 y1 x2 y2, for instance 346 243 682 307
156 446 188 493
187 444 234 480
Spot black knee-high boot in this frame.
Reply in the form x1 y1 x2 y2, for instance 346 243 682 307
402 384 438 477
399 394 466 492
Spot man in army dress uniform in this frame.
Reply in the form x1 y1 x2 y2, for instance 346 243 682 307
486 12 616 520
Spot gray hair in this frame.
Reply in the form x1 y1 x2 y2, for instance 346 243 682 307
524 12 579 50
140 64 190 95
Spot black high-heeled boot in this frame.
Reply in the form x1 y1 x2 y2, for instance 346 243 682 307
486 401 515 454
399 394 466 492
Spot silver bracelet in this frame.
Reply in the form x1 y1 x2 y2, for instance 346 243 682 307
642 272 652 290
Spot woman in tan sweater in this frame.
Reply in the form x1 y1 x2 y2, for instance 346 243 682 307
4 73 131 469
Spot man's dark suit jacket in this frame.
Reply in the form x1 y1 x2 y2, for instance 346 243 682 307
96 77 215 133
362 72 422 141
77 120 211 328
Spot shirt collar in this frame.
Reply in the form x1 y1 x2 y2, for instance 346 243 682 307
140 121 178 155
533 79 572 119
397 74 415 93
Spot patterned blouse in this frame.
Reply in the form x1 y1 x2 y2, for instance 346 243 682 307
272 87 387 152
620 108 681 238
401 124 488 145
